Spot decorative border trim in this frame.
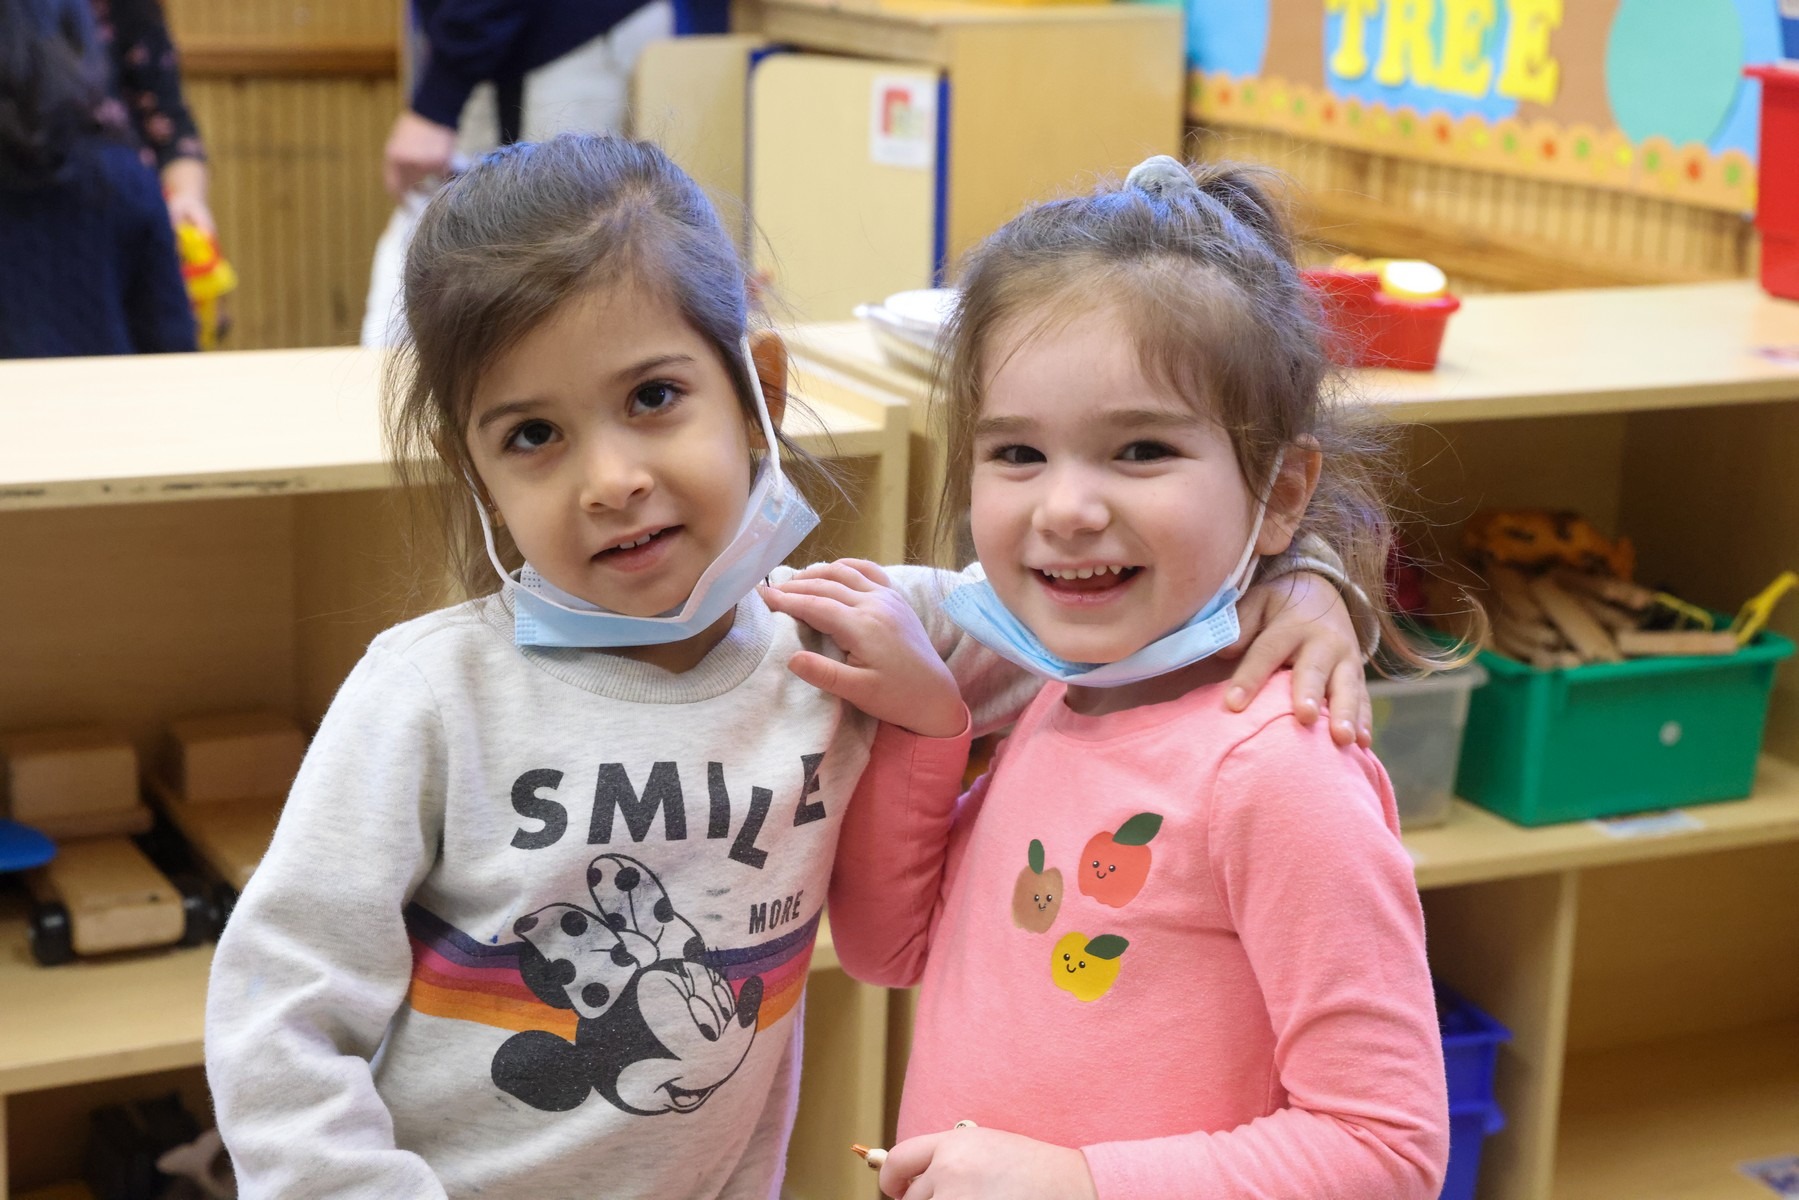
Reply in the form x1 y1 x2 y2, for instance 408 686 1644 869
1189 70 1758 213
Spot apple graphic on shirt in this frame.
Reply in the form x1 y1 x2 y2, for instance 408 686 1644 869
1010 839 1062 932
1051 931 1129 1002
1079 812 1164 907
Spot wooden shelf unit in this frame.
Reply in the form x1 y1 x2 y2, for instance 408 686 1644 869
786 281 1799 1200
0 346 908 1198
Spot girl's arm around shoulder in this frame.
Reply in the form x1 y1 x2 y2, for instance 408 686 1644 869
205 645 451 1198
1082 717 1446 1200
827 711 978 990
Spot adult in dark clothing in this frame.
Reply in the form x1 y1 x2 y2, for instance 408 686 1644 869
90 0 214 234
0 0 196 358
383 0 665 201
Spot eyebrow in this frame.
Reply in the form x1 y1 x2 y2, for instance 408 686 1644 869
973 407 1200 438
472 353 702 432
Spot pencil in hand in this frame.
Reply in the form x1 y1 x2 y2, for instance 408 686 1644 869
851 1143 887 1170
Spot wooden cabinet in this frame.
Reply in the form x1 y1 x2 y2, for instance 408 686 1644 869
633 0 1182 322
0 347 910 1197
786 281 1799 1200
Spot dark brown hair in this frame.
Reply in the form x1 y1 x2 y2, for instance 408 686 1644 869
385 133 833 600
933 159 1471 671
0 0 106 189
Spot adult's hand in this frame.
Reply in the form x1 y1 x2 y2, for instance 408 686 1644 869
161 157 215 236
383 111 458 201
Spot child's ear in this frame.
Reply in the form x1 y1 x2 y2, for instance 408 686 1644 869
748 329 789 438
1255 437 1322 556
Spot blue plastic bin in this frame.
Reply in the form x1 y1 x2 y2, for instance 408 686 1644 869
1437 985 1511 1200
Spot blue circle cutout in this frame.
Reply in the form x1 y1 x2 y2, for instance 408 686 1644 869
1607 0 1744 146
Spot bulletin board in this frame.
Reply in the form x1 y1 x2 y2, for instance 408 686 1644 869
1186 0 1784 212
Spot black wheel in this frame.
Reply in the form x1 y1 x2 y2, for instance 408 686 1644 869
173 874 214 947
212 882 239 931
29 899 74 966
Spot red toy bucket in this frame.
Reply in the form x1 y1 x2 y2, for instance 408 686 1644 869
1747 65 1799 302
1303 268 1460 371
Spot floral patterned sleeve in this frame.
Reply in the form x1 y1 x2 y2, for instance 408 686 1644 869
92 0 206 170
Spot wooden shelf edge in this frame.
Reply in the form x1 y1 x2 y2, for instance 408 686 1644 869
1406 758 1799 890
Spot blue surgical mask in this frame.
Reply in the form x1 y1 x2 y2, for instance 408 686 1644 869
941 461 1279 688
473 337 820 649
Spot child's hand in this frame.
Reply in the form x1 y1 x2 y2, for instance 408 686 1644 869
877 1126 1097 1200
759 560 966 740
1222 570 1372 748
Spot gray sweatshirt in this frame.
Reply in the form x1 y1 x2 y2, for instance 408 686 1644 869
204 566 1027 1200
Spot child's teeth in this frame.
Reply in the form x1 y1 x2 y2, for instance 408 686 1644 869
1076 568 1094 580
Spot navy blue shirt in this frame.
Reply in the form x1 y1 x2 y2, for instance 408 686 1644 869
410 0 649 130
0 138 196 359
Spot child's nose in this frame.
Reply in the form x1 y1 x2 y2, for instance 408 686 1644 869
578 443 654 510
1032 465 1110 538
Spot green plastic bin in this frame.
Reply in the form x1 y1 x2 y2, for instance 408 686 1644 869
1454 630 1795 826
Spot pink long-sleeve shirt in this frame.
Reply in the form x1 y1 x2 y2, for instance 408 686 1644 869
830 675 1448 1200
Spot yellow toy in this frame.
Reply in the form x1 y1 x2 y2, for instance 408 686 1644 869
175 223 238 350
1730 571 1799 646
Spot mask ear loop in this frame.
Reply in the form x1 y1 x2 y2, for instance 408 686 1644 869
1225 448 1286 594
740 335 784 488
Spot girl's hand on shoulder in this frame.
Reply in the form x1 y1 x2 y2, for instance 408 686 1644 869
878 1126 1097 1200
759 559 966 740
1222 570 1372 748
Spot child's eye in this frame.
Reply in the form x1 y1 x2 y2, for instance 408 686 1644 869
1119 441 1175 462
989 444 1045 466
629 381 683 415
503 419 558 454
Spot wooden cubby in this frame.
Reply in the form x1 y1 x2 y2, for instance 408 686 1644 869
0 346 911 1199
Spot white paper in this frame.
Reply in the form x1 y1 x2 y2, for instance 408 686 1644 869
869 76 937 170
1589 809 1705 839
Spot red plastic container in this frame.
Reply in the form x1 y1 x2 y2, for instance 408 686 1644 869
1303 268 1461 371
1748 65 1799 302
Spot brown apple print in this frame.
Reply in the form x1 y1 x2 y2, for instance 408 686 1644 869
1010 838 1062 932
1079 812 1163 908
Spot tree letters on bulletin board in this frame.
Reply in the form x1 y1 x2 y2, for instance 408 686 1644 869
1186 0 1784 211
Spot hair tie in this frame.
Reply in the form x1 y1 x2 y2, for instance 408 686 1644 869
1125 155 1198 201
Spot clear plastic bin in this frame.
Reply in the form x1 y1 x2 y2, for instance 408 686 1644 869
1366 665 1488 829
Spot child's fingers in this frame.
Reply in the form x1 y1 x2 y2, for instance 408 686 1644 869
1223 629 1299 714
1326 658 1370 747
786 561 882 592
879 1134 940 1199
785 650 867 701
833 557 894 587
757 586 857 638
765 577 871 609
1285 647 1331 726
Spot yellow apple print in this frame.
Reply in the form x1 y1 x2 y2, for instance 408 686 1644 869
1051 931 1129 1002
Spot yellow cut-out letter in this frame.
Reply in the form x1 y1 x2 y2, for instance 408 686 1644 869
1327 0 1383 80
1375 0 1438 88
1437 0 1496 97
1497 0 1562 104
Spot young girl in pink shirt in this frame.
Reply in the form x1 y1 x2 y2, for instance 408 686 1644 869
822 157 1456 1200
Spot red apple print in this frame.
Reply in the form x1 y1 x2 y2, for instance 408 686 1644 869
1078 812 1163 907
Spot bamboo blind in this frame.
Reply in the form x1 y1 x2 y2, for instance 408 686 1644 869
162 0 402 349
1193 126 1758 295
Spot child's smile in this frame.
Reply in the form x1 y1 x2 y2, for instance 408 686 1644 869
970 302 1266 668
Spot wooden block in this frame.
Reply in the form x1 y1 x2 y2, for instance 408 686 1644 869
1615 630 1740 657
1574 594 1640 633
1528 577 1625 663
1489 566 1548 623
29 837 183 955
31 801 155 842
166 711 305 803
1552 568 1655 612
1493 613 1564 650
157 783 283 890
0 727 139 825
